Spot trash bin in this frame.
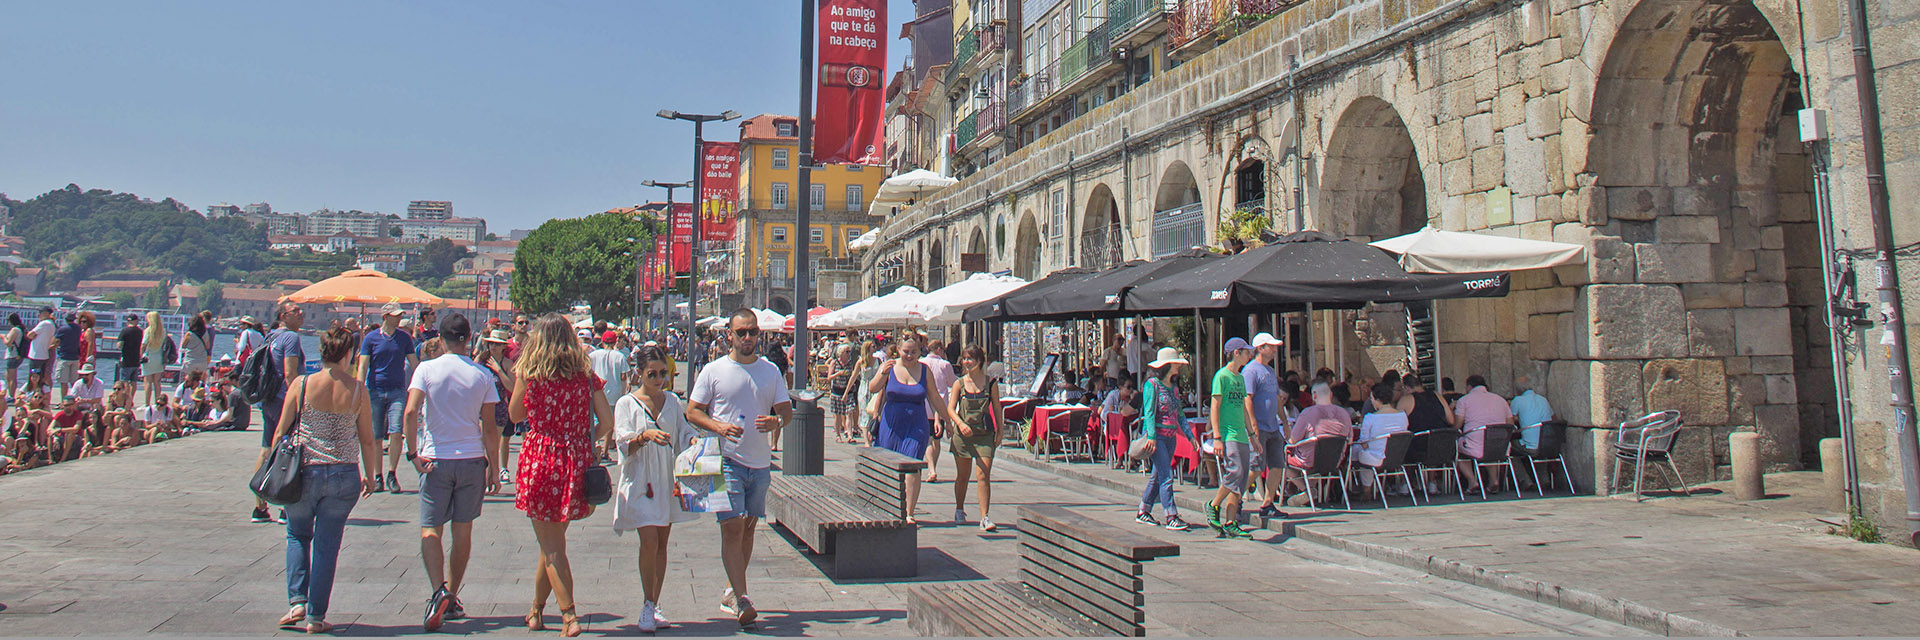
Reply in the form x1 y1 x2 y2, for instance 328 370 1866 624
783 389 824 475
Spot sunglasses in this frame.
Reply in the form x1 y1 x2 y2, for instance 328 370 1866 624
733 328 760 337
642 370 669 380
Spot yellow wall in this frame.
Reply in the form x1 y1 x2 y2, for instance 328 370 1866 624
737 133 885 280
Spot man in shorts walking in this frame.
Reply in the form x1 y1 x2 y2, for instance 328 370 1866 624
250 303 306 524
686 309 791 626
1244 332 1288 518
360 303 417 493
1206 337 1256 539
402 313 499 631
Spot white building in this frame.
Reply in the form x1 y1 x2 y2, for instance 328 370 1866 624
305 209 392 238
407 200 453 220
396 217 486 243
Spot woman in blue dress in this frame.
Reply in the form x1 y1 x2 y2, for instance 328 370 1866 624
868 333 949 524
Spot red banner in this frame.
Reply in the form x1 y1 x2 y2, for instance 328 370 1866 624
700 141 740 242
814 0 885 165
669 203 692 274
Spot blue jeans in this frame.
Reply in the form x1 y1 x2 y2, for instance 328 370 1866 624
285 463 361 624
1139 432 1178 517
368 386 407 439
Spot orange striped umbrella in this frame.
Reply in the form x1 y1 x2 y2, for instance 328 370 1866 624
279 269 445 306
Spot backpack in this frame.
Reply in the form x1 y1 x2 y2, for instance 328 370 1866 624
162 334 179 365
234 333 283 404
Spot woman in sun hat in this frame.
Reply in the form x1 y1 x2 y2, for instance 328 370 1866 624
1135 347 1195 532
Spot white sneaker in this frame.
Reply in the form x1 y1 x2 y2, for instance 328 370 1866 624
979 515 997 532
652 603 671 629
953 508 966 524
637 601 658 633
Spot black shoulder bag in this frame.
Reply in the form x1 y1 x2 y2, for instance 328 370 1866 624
250 377 308 505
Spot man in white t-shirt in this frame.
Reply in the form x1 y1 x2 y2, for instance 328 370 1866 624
920 339 957 482
66 364 106 411
24 307 56 394
588 330 631 455
401 313 499 632
687 308 792 627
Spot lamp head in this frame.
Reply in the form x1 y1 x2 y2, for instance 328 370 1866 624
656 109 678 120
720 110 741 121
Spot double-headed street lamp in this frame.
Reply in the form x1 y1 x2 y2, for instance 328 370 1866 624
657 108 741 375
641 180 691 335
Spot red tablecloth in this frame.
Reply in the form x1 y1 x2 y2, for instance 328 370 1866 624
1030 405 1091 449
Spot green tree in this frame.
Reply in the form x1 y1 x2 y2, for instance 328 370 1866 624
512 211 654 322
417 238 471 280
104 292 136 309
2 185 268 285
141 282 171 310
198 280 225 316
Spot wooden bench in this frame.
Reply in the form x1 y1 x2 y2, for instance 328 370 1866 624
767 446 926 579
907 505 1180 637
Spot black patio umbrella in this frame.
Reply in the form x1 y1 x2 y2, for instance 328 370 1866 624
960 267 1102 322
1015 248 1225 320
1124 230 1510 313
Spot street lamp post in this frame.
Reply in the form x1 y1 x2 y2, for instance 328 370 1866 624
641 181 691 336
658 109 741 378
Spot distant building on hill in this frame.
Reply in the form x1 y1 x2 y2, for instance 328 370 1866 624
396 217 486 243
206 203 241 218
408 200 453 220
306 209 391 238
242 203 272 217
509 228 533 240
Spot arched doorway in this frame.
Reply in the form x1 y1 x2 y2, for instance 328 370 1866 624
1079 184 1122 269
1014 213 1041 280
1320 96 1428 239
926 239 946 290
768 296 793 316
1153 161 1205 258
1588 0 1819 467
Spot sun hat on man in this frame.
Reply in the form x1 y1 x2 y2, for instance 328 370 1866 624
1251 332 1283 349
483 328 513 344
381 302 405 317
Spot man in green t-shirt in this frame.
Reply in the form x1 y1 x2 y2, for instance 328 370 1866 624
1207 337 1256 539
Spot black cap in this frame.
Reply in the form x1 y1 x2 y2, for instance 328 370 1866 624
439 312 471 343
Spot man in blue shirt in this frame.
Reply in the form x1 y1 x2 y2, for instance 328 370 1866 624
53 313 84 401
1243 332 1286 518
361 303 418 493
1510 376 1554 449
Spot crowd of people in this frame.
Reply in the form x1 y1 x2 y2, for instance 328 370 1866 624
244 303 792 634
0 307 248 474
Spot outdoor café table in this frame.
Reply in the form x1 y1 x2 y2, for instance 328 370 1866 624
1029 404 1092 454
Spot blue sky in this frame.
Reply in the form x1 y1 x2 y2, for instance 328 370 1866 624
1 0 915 232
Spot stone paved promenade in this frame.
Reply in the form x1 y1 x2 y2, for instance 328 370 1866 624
0 430 1640 637
996 446 1920 636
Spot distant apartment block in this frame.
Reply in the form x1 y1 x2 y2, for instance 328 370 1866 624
305 209 392 238
206 203 241 218
245 212 304 235
407 200 453 220
509 228 534 240
396 217 486 243
242 202 272 217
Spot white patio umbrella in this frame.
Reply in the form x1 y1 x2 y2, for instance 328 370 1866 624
848 227 880 251
867 169 957 216
905 272 1030 324
754 308 792 333
813 286 930 330
1369 227 1586 273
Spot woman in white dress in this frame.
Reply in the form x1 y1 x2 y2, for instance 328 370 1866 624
610 344 697 633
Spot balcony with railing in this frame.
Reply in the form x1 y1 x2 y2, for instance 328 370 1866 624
1108 0 1176 44
737 198 869 214
1170 0 1291 52
955 110 980 152
1006 70 1048 116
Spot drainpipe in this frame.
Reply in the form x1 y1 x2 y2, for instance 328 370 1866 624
1067 151 1077 266
1846 0 1920 546
1122 128 1134 258
1290 55 1306 232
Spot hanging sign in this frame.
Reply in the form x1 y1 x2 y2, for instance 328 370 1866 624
814 0 886 165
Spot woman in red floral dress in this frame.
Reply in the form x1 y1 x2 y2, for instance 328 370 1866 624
508 314 614 637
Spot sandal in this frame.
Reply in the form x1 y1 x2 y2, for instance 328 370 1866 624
305 620 334 634
560 607 582 638
277 605 307 628
526 604 546 631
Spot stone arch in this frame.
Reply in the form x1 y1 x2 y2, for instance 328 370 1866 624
1152 160 1206 258
1014 212 1041 281
1586 0 1820 468
768 296 793 316
1079 183 1123 269
1318 95 1428 239
1218 134 1276 228
927 238 946 290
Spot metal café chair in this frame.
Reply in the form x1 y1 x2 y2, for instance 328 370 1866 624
1609 410 1689 501
1457 425 1524 500
1412 428 1466 502
1047 409 1094 462
1349 430 1418 508
1285 434 1351 512
1515 419 1576 496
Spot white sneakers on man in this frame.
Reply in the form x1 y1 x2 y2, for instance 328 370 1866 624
637 601 658 633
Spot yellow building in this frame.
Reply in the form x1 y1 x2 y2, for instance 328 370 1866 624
727 114 886 313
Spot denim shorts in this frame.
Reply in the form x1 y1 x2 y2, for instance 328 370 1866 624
368 386 407 439
715 458 770 521
418 457 488 527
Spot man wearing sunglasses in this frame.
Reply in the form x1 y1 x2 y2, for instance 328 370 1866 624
685 309 791 626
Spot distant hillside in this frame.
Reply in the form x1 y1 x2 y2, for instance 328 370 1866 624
1 184 269 288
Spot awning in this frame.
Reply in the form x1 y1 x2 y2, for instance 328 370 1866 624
784 306 833 331
1041 249 1223 319
1369 227 1586 273
961 267 1103 322
1124 231 1511 314
848 227 880 251
904 273 1030 324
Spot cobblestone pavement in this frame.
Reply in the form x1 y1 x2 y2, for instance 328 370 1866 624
0 430 1640 636
995 444 1920 636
